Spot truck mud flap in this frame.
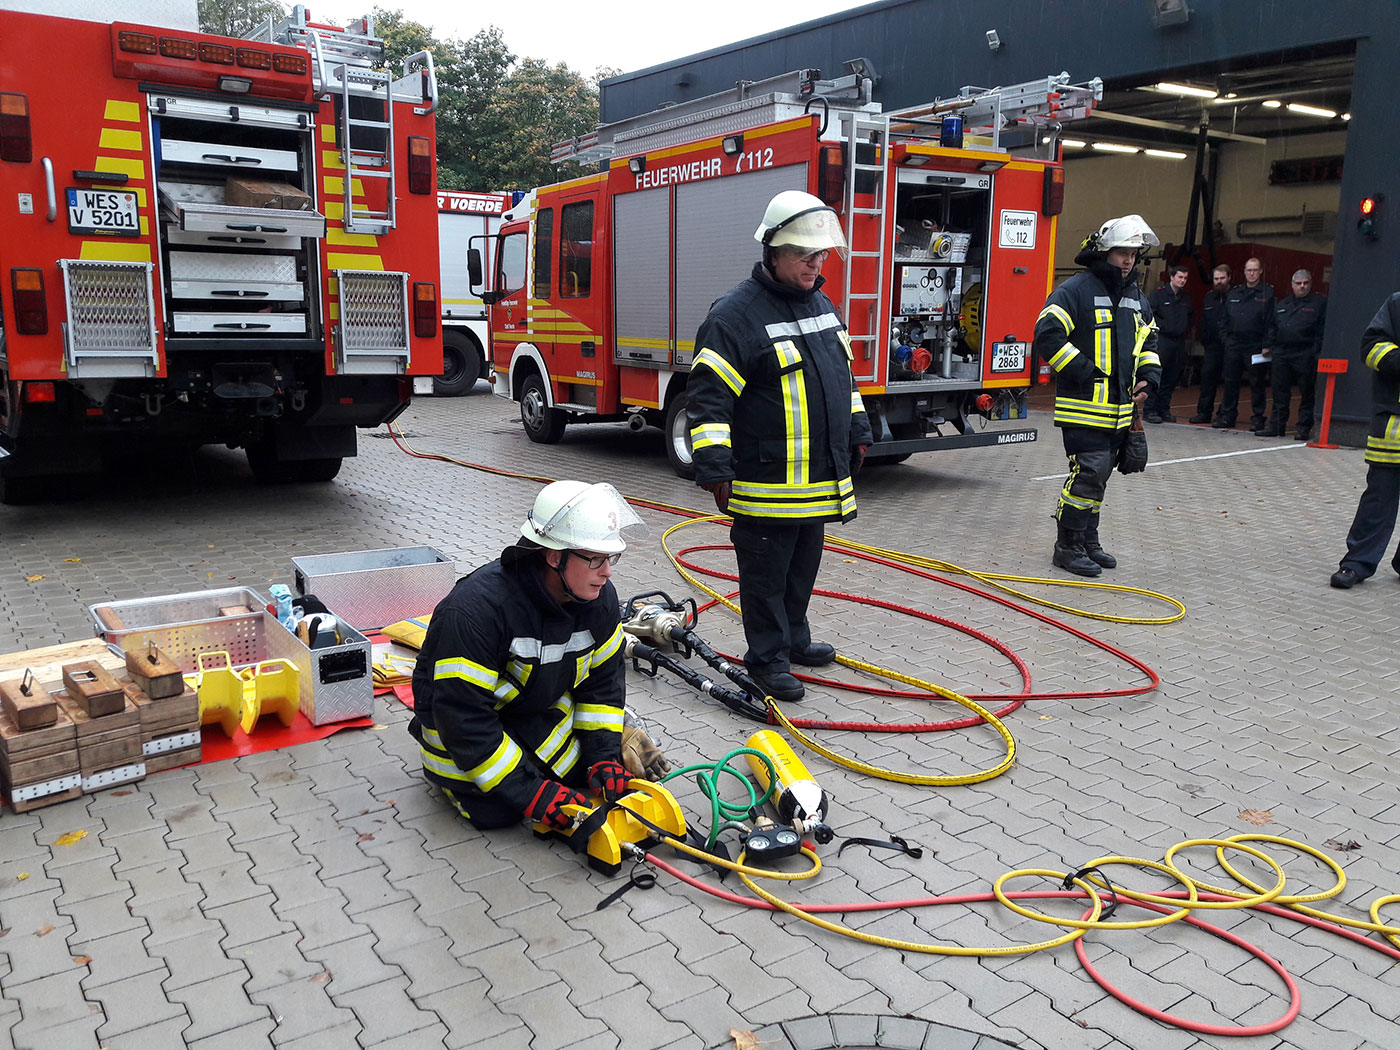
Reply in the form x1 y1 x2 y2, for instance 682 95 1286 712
871 427 1038 456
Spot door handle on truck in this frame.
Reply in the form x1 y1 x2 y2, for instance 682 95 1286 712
41 157 57 221
225 223 288 234
210 289 270 297
203 154 262 165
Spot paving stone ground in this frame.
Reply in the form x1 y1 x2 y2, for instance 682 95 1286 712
1 387 1398 1050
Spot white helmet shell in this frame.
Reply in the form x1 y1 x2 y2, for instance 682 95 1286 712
1092 214 1160 252
521 481 646 554
754 190 849 259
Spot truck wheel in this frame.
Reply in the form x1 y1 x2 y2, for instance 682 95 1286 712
246 442 341 484
519 373 566 444
664 390 696 479
434 330 482 397
289 457 343 482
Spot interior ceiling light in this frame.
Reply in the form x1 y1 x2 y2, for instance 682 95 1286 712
1287 102 1339 118
1145 148 1188 159
1151 81 1219 99
1262 99 1282 108
1342 112 1352 121
1092 141 1140 154
1060 138 1086 148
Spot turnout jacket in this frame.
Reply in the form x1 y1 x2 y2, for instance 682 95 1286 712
1034 260 1162 431
1147 285 1193 344
688 262 873 522
408 556 625 812
1271 292 1327 357
1361 292 1400 467
1224 282 1276 349
1200 288 1229 351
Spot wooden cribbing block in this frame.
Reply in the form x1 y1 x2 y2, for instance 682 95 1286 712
120 676 200 740
1 674 57 729
54 690 142 776
144 744 202 774
0 707 79 812
61 662 126 717
124 645 185 700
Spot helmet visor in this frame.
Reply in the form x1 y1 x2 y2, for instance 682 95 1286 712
527 482 648 554
767 208 849 260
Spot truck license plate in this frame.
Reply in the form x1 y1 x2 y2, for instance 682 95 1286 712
991 341 1027 373
66 188 140 237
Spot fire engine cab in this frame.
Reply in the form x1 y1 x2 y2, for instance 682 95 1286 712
470 69 1099 475
0 4 441 501
436 189 513 395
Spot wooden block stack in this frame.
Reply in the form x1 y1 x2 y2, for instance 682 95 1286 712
0 673 81 812
54 661 145 793
121 646 201 772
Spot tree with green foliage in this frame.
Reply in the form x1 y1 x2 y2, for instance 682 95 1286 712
198 0 288 39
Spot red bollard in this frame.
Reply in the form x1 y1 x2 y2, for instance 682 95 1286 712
1309 358 1349 449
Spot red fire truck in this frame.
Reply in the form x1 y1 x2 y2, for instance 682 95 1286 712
436 189 513 395
0 5 442 501
470 69 1099 475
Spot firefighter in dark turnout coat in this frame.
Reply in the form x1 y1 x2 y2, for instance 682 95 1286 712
409 481 643 830
1331 293 1400 588
1258 269 1327 438
687 190 873 703
1034 215 1162 577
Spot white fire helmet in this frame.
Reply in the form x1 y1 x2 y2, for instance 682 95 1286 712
521 481 647 554
1087 214 1160 253
754 190 849 260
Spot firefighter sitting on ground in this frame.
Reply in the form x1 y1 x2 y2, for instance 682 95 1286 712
408 481 666 832
1034 214 1162 577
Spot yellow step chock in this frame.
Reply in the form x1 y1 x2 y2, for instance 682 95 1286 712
238 660 301 734
186 651 246 738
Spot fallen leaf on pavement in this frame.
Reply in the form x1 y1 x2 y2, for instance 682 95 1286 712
311 970 332 983
64 557 82 563
730 1030 761 1050
1239 809 1274 826
357 833 374 843
35 925 54 937
54 830 88 846
16 873 28 881
73 955 92 965
1323 839 1362 852
25 574 44 582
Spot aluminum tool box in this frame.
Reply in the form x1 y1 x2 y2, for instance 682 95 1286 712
91 587 372 726
292 546 458 631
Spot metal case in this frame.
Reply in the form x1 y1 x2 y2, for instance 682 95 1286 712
292 546 457 631
90 587 372 726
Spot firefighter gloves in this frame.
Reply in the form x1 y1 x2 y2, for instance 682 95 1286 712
587 760 632 799
701 481 731 513
621 724 673 780
851 444 869 476
525 780 589 830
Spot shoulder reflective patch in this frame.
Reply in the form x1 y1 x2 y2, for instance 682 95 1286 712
509 630 596 664
764 313 843 339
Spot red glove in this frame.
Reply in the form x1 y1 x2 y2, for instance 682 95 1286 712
524 780 588 830
587 760 632 799
700 480 731 512
850 445 869 476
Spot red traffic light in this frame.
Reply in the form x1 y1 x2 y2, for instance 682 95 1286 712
1361 196 1376 216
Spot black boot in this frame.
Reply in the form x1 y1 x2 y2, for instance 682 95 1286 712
1082 522 1117 569
1052 524 1102 577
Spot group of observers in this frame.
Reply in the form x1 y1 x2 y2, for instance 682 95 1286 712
1144 258 1327 440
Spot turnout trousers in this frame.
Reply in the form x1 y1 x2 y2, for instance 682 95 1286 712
441 757 590 830
731 514 825 676
1339 464 1400 582
1149 337 1185 418
1221 345 1269 427
1196 344 1224 419
1055 425 1127 532
1269 351 1317 434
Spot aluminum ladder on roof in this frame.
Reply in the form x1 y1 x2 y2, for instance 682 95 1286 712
836 111 890 369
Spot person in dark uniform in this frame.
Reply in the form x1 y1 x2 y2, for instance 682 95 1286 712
1034 214 1161 577
1331 293 1400 588
1257 269 1327 439
1146 264 1193 423
1214 257 1275 430
1190 264 1231 424
408 481 644 831
687 189 873 703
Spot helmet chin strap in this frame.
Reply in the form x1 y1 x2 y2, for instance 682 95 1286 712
552 550 587 603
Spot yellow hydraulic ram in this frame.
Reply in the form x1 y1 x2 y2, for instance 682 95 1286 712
745 730 834 845
533 779 687 875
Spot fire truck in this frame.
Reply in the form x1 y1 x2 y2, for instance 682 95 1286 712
0 4 442 501
469 69 1099 475
435 189 512 395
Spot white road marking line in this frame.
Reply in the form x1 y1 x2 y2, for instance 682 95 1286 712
1031 443 1309 481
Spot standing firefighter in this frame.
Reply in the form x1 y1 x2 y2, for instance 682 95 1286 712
1035 215 1162 577
687 190 874 703
409 481 646 830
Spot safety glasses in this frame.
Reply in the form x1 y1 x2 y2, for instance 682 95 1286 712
575 551 622 569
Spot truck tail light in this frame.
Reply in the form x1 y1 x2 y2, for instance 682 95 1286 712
0 92 33 163
24 382 56 404
117 30 158 54
407 136 431 194
236 48 273 70
1043 165 1065 216
273 53 307 75
159 36 198 60
10 268 47 335
199 42 236 65
413 282 437 338
817 145 845 206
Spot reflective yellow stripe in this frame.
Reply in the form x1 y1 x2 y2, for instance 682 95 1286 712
535 697 575 764
464 733 524 791
850 389 865 414
731 494 855 519
732 478 853 498
773 339 803 369
420 747 471 782
693 348 745 396
434 657 497 690
1367 341 1399 371
1048 344 1079 371
551 737 581 777
690 422 731 449
837 329 854 360
1039 303 1073 333
781 365 808 486
590 625 623 666
1094 324 1112 375
574 704 625 732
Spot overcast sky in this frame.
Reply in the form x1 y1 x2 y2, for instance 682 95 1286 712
317 0 871 77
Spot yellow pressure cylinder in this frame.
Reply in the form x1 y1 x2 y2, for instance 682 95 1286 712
746 730 833 843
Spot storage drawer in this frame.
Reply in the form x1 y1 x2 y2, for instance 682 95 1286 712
170 280 305 303
166 224 304 251
160 183 325 239
160 137 298 173
292 546 457 631
172 312 308 334
169 251 297 283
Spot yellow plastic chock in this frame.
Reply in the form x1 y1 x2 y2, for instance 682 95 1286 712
539 779 688 875
239 660 301 734
187 651 247 738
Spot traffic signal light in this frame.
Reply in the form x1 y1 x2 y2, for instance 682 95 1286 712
1358 194 1383 240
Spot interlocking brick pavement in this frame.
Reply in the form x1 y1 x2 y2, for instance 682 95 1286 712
2 395 1399 1049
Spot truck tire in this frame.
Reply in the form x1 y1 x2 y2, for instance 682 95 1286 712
664 390 696 479
246 442 342 484
434 329 482 397
519 372 566 444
